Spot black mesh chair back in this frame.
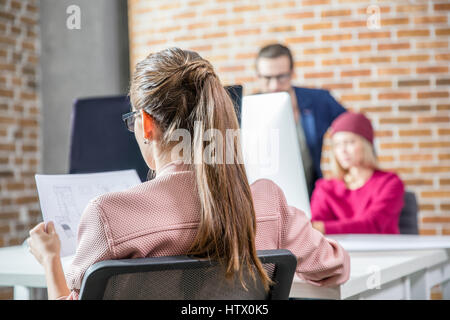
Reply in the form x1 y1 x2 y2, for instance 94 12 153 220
79 249 297 300
399 191 419 234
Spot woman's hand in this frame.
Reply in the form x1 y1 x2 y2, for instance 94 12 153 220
311 221 325 234
27 221 61 267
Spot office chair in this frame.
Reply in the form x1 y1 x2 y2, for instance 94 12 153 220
69 95 149 182
398 191 419 235
68 86 243 182
79 249 297 300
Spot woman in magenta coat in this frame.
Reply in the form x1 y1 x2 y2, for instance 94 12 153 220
311 112 405 235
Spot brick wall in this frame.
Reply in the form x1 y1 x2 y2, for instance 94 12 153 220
0 0 41 250
128 0 450 236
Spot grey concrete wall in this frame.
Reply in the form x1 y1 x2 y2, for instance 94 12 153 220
39 0 129 174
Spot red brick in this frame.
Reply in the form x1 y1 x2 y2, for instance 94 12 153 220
322 58 352 66
397 4 427 13
436 28 450 36
398 105 431 112
421 191 450 198
359 56 391 64
322 34 352 41
378 43 410 50
398 79 430 86
304 71 334 79
398 29 430 37
434 4 450 11
378 92 411 100
303 47 333 55
378 68 411 76
284 12 314 19
339 20 366 28
303 22 332 30
285 36 315 44
268 26 296 33
417 66 449 74
414 16 447 24
417 91 449 99
321 9 351 17
380 142 414 149
358 31 391 39
379 117 412 124
341 69 371 77
399 130 432 137
232 5 260 13
417 116 450 123
381 18 409 26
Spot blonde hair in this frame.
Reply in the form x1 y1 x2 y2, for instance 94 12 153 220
329 134 378 180
129 48 272 291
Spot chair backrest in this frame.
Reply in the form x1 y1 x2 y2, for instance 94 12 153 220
79 249 297 300
226 85 243 125
69 95 149 182
69 86 243 182
399 191 419 235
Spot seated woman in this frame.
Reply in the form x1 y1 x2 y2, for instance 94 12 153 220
27 48 349 300
311 112 405 235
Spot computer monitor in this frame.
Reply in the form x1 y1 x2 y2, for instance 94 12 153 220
240 92 311 218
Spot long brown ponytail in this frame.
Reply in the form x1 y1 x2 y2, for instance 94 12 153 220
129 48 272 291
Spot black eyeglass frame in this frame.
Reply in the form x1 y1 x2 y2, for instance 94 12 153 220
122 108 151 133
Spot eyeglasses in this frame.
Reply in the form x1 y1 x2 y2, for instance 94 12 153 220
258 72 292 84
122 109 141 132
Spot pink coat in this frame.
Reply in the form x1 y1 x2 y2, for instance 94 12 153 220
62 161 350 299
311 170 404 234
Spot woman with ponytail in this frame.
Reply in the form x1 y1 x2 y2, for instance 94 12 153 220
28 48 350 300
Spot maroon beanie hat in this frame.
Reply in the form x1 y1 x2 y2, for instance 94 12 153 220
330 112 374 144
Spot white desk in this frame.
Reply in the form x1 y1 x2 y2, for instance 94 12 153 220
290 234 450 300
0 244 73 299
1 236 450 300
290 249 450 299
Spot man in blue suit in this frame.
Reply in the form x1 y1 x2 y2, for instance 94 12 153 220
256 43 346 197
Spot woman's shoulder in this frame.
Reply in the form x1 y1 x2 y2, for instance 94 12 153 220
372 169 404 186
250 179 289 215
92 170 194 208
314 177 342 190
250 178 282 194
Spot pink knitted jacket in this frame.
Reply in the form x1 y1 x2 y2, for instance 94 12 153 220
62 161 350 299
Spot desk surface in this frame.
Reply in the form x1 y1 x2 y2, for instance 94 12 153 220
290 248 450 299
0 245 73 288
1 237 450 298
327 234 450 252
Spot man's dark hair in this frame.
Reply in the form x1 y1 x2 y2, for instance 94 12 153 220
257 43 294 70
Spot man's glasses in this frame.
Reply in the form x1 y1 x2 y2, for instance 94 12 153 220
258 72 292 84
122 109 141 132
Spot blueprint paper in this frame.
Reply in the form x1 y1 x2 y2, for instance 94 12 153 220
35 170 142 257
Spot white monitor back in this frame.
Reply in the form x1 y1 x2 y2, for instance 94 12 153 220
240 92 311 218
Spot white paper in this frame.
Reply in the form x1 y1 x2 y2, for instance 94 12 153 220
35 170 142 257
327 234 450 252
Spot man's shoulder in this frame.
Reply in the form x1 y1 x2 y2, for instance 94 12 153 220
293 86 331 98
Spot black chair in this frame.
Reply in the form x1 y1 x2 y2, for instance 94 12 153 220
226 84 243 125
398 191 419 235
68 86 243 182
79 249 297 300
69 95 149 182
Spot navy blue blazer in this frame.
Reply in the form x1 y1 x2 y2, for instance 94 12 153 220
293 86 346 182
